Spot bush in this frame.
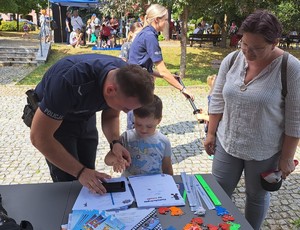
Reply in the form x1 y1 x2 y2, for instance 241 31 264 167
0 21 18 31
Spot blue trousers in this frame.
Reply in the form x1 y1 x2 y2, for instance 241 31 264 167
46 115 98 182
212 138 280 230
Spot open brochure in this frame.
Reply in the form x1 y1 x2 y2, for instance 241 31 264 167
128 174 185 208
72 177 134 211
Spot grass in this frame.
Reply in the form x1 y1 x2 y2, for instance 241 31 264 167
17 41 231 86
15 36 300 86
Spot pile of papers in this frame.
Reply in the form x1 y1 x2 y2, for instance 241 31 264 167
68 174 184 229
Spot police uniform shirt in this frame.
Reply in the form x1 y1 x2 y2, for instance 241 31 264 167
128 25 163 73
35 54 127 121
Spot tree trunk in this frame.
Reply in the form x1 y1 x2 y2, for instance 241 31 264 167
220 13 227 48
179 6 188 78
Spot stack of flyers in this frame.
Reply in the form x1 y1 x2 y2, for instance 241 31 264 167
67 210 125 230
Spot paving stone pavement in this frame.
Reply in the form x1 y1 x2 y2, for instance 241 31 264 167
0 69 299 229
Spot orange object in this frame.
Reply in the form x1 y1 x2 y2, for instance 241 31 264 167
219 222 231 230
206 224 219 230
158 207 170 215
191 217 203 225
183 223 202 230
169 206 184 216
222 214 235 222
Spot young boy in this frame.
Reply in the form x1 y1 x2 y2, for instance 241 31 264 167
105 95 174 177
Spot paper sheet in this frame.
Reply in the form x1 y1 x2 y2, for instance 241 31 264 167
72 177 134 211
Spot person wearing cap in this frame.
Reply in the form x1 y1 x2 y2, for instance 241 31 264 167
204 10 300 230
30 54 154 194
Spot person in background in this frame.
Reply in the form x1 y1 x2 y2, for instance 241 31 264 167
39 9 50 42
212 19 221 46
71 10 85 44
70 28 84 48
119 22 142 61
127 4 195 129
65 11 73 45
204 10 300 230
138 13 145 27
105 95 173 176
22 22 30 38
30 54 154 194
229 21 239 47
86 19 92 43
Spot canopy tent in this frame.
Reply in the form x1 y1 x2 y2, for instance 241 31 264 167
49 0 102 43
50 0 101 8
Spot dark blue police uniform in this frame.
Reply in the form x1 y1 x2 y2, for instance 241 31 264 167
126 25 163 130
35 54 127 181
128 25 163 73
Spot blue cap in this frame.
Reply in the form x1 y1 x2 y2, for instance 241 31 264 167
92 13 96 17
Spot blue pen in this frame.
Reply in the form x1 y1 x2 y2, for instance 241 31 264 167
110 193 115 205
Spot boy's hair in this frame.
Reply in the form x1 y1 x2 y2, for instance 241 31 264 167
133 94 162 120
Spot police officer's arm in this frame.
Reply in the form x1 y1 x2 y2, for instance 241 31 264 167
154 60 194 100
101 108 131 165
30 108 111 194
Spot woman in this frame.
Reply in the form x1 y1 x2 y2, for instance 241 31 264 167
127 4 194 129
65 11 73 45
204 10 300 229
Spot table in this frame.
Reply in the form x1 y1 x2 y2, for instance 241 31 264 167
0 174 253 230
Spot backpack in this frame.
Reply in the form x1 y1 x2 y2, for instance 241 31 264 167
50 19 58 30
229 51 289 97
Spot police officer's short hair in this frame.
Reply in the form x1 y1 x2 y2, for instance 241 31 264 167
115 65 154 105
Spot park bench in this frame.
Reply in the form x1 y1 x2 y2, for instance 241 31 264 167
279 34 300 49
189 33 222 47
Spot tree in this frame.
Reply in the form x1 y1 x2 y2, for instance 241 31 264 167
0 0 48 31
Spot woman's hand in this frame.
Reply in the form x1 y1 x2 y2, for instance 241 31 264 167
204 133 216 156
279 158 298 179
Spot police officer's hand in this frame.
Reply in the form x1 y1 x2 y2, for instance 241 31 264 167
78 167 111 194
111 143 131 167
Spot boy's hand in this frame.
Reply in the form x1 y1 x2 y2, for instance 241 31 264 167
112 160 127 173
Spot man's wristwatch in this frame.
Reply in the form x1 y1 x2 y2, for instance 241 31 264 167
109 140 123 151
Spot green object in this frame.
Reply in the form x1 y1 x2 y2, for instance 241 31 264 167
183 190 187 202
229 222 241 230
91 33 97 43
195 174 221 206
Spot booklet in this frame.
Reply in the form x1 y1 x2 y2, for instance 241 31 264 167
72 177 134 211
67 210 125 230
107 208 162 230
128 174 185 208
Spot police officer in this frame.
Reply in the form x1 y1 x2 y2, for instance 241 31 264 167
127 4 194 129
30 54 154 194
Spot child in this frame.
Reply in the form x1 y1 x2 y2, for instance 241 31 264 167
119 22 142 61
22 22 30 38
105 95 174 177
70 28 84 48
